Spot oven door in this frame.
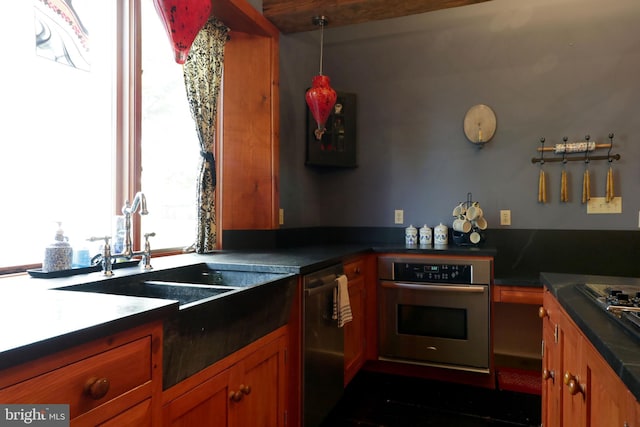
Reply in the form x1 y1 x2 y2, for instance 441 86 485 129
378 280 490 373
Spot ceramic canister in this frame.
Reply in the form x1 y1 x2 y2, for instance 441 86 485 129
434 223 448 245
419 225 432 246
405 224 418 246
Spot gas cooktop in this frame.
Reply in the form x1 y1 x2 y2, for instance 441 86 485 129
578 283 640 341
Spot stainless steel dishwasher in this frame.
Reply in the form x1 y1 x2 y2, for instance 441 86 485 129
303 263 345 427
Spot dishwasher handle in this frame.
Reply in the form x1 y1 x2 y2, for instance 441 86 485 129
304 278 338 296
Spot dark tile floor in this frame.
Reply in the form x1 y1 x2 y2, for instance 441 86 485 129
320 371 542 427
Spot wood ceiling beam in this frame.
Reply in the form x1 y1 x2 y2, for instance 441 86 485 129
262 0 491 34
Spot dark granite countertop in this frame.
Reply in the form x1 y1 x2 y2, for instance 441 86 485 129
0 244 527 373
540 272 640 401
0 286 177 371
0 246 370 371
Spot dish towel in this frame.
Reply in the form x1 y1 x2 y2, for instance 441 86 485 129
332 274 352 328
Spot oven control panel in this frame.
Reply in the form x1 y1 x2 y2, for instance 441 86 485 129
393 262 472 284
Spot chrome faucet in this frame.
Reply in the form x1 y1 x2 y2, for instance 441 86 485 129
90 192 155 276
121 192 148 259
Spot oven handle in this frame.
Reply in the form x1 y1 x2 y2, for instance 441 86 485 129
381 281 487 293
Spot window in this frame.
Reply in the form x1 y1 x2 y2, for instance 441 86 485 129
0 0 199 271
140 1 199 251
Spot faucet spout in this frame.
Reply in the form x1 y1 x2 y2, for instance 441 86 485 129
123 191 148 216
119 192 150 260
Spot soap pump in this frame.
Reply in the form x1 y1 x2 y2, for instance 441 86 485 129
42 222 73 272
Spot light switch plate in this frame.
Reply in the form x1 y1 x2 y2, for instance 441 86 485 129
500 210 511 226
587 197 622 214
394 210 404 224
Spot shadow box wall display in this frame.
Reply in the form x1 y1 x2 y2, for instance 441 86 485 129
305 91 357 168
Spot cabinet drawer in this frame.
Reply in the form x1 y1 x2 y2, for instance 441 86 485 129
0 336 151 420
344 259 364 282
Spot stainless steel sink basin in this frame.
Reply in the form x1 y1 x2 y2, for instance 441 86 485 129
57 280 242 307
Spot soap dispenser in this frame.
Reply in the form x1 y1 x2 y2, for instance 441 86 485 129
43 222 73 272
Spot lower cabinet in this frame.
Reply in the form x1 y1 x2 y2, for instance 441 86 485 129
0 321 163 427
163 327 288 427
343 256 367 386
541 288 639 427
98 399 153 427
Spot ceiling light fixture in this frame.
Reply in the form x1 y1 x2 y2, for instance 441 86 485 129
305 16 337 140
153 0 212 64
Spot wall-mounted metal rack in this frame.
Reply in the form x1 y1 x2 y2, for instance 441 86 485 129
532 133 620 204
531 133 620 164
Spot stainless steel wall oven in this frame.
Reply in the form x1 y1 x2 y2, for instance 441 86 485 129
378 255 492 373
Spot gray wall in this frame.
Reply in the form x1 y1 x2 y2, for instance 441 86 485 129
278 0 640 231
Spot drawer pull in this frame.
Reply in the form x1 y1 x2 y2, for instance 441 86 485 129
229 390 243 402
84 377 110 400
538 307 549 319
567 378 584 396
240 384 251 395
563 371 575 386
563 371 584 396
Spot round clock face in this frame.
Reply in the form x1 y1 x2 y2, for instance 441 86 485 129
463 104 497 144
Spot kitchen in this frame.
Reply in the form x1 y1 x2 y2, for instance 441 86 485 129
1 0 640 426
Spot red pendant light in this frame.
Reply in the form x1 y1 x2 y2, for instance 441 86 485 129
153 0 212 64
305 16 337 140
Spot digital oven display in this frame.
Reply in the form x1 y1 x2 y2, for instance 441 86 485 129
394 262 472 284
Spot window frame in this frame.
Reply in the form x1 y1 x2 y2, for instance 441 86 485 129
1 0 160 276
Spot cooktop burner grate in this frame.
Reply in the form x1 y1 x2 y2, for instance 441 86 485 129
577 283 640 342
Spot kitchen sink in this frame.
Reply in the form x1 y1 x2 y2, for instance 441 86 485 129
146 263 291 288
57 280 242 308
55 262 297 389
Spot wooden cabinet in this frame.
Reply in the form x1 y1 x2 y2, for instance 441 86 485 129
217 0 281 234
493 285 543 305
0 322 163 426
583 341 638 427
163 326 288 427
541 288 639 427
540 294 562 425
493 285 543 394
343 256 366 386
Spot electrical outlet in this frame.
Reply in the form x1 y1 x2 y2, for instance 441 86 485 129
394 209 404 224
279 208 284 225
500 210 511 226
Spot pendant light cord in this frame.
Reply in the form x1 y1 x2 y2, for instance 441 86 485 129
319 21 325 75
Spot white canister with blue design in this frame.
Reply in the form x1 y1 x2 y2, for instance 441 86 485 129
419 225 432 247
405 224 418 247
434 223 448 246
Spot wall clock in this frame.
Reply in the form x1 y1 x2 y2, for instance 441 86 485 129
463 104 497 146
